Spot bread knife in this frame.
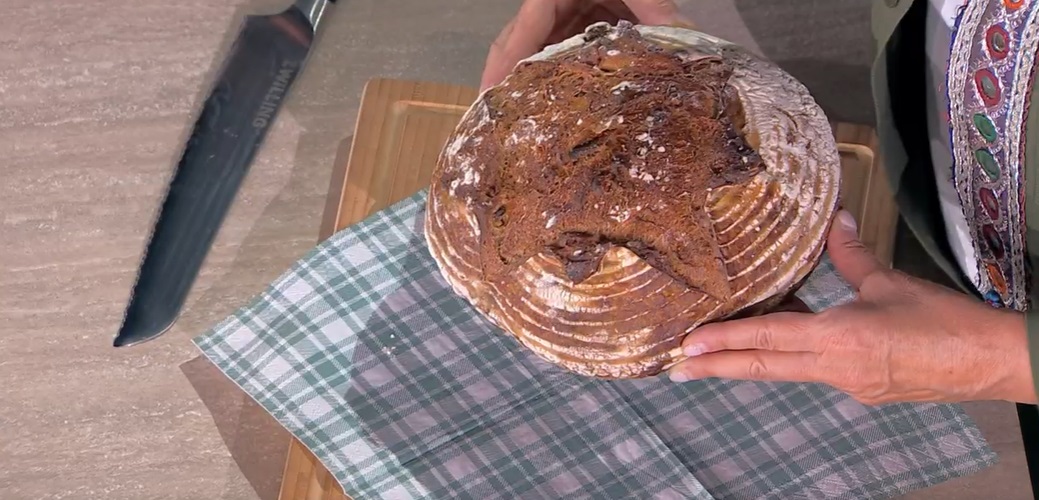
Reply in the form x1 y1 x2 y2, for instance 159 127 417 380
114 0 337 347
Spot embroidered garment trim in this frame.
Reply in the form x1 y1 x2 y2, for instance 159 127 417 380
947 0 1037 310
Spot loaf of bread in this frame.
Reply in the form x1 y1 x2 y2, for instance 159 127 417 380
425 21 840 379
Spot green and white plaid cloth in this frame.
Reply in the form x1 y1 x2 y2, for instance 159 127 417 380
194 191 997 499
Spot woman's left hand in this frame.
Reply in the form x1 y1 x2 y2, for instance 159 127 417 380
667 210 1037 405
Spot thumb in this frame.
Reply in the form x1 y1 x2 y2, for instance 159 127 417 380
827 209 885 290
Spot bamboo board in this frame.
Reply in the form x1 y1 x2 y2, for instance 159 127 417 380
279 78 901 500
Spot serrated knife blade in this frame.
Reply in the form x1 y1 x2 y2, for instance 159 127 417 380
114 0 337 347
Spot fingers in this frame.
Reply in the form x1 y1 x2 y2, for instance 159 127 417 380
480 0 692 91
668 350 818 383
481 0 559 91
680 311 818 356
621 0 692 27
827 209 885 290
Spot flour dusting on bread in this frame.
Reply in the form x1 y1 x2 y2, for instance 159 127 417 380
425 21 840 379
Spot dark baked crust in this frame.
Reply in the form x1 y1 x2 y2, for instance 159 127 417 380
440 23 763 300
425 22 840 379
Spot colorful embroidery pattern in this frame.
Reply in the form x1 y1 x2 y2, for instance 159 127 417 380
947 0 1038 311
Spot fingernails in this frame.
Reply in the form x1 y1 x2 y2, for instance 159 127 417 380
835 210 858 233
669 371 690 383
683 343 706 357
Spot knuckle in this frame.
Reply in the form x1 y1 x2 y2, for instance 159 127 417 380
753 326 775 351
849 386 892 406
819 324 851 351
748 358 769 379
842 374 891 406
851 393 882 406
841 237 870 253
859 269 917 300
857 269 890 294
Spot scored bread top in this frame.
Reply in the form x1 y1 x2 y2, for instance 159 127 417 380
448 25 763 300
425 22 840 379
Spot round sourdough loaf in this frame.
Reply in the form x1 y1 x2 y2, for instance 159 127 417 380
425 21 840 379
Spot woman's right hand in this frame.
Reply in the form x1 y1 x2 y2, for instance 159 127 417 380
480 0 692 91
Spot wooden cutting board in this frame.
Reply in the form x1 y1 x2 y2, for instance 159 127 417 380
278 77 901 500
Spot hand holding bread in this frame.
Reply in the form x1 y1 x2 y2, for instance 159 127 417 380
481 0 692 90
462 5 1039 408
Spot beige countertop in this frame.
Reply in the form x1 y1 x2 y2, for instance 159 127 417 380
0 0 1029 498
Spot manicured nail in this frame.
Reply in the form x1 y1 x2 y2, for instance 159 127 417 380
683 343 706 357
669 371 690 383
836 210 858 232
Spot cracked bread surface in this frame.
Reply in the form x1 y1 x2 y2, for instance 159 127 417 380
425 22 840 379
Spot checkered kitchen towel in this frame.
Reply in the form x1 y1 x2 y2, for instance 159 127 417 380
194 191 997 499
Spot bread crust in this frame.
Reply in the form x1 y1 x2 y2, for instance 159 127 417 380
425 22 840 379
